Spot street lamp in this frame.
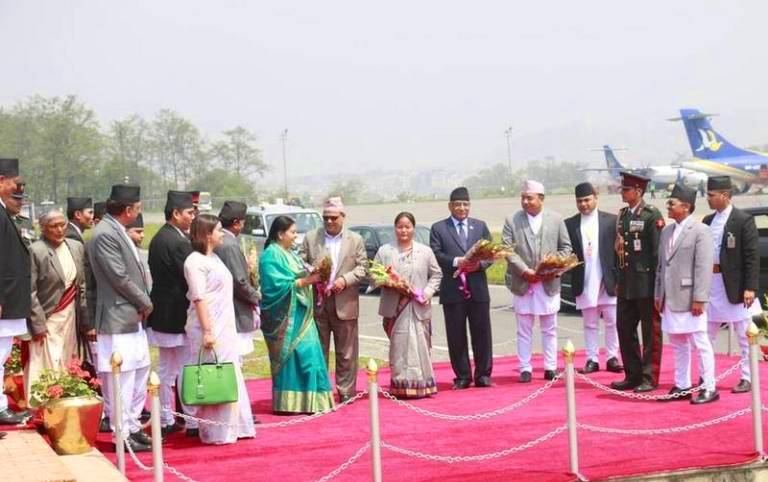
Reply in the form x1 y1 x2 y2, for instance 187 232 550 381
504 127 513 192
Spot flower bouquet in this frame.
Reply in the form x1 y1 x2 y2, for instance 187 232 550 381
534 252 582 279
312 255 334 306
3 338 22 375
367 260 426 304
453 239 516 299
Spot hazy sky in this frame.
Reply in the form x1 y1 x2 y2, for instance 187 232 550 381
1 1 766 178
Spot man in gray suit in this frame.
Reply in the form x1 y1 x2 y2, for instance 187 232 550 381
89 184 154 452
655 184 718 404
215 201 261 361
27 210 89 396
503 180 572 382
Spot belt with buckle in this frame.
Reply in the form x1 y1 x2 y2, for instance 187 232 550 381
713 264 721 274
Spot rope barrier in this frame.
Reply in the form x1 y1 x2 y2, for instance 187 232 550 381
125 433 199 482
575 358 746 401
380 425 568 463
579 407 752 436
313 443 371 482
377 373 562 421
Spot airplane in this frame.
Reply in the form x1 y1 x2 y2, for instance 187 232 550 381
670 108 768 193
583 145 706 190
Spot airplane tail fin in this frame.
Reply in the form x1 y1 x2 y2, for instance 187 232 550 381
670 108 753 160
602 145 626 171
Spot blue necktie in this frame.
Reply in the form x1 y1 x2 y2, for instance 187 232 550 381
458 221 467 249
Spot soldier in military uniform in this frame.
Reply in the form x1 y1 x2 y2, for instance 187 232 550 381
611 172 664 392
7 182 36 247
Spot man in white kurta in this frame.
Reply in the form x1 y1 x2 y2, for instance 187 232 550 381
565 183 621 374
703 175 760 394
656 184 718 404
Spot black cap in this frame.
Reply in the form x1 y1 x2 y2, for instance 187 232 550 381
11 182 26 200
165 190 194 211
67 197 93 212
620 171 651 190
707 176 732 191
0 158 19 177
670 183 697 207
93 201 107 219
449 187 470 202
109 184 141 203
126 212 144 229
219 201 247 220
574 182 596 198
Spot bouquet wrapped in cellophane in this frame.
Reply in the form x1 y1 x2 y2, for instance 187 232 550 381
462 239 516 264
367 260 427 303
312 255 334 306
534 252 582 278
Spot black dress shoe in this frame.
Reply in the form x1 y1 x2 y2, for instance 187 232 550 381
339 393 355 403
610 379 641 391
657 386 691 402
0 408 27 425
732 380 751 394
161 422 183 436
130 430 153 446
121 437 151 453
578 360 599 374
451 379 471 390
475 376 493 388
139 409 151 423
185 428 199 437
99 417 112 433
605 357 624 373
633 382 657 393
691 389 720 405
519 371 532 383
544 370 558 381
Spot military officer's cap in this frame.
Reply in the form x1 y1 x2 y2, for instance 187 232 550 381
670 183 697 207
707 176 732 191
186 190 201 207
620 171 651 191
0 158 19 177
11 182 26 200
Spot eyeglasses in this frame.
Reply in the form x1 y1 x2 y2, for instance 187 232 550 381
323 215 339 221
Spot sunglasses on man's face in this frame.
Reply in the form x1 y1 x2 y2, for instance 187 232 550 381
323 215 339 221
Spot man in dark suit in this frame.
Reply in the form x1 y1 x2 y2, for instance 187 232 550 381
147 191 195 435
565 182 622 374
215 201 261 362
430 187 493 389
0 158 31 425
65 197 94 243
703 176 760 394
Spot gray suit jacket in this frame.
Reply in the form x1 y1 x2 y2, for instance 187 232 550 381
29 238 89 336
88 215 152 334
502 209 572 296
214 230 261 333
374 242 442 321
655 218 714 311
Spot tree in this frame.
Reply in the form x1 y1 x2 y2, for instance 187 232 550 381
149 109 207 190
462 163 514 197
187 167 255 200
211 126 266 177
327 178 363 204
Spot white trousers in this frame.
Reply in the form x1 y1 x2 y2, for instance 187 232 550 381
516 313 557 373
100 365 150 438
158 346 188 427
668 332 716 391
582 305 619 363
707 319 750 381
0 336 13 411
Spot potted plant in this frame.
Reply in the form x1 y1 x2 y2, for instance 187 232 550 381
2 338 27 410
29 357 103 455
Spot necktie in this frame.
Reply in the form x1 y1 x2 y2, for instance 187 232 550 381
458 221 468 249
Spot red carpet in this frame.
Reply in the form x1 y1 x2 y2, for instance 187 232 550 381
97 350 765 482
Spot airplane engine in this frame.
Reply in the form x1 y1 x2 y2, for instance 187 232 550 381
682 171 707 187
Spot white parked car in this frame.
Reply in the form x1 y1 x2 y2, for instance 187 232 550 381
240 203 323 253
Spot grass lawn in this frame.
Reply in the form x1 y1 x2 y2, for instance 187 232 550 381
150 339 388 380
486 232 507 285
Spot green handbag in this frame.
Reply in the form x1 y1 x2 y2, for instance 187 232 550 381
181 347 239 406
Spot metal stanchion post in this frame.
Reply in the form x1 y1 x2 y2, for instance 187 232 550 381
563 340 580 477
747 323 764 458
148 371 164 482
111 352 125 475
366 359 382 482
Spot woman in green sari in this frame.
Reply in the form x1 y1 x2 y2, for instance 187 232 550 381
259 216 335 414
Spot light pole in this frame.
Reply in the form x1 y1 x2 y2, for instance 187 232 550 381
281 129 288 201
504 127 513 192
